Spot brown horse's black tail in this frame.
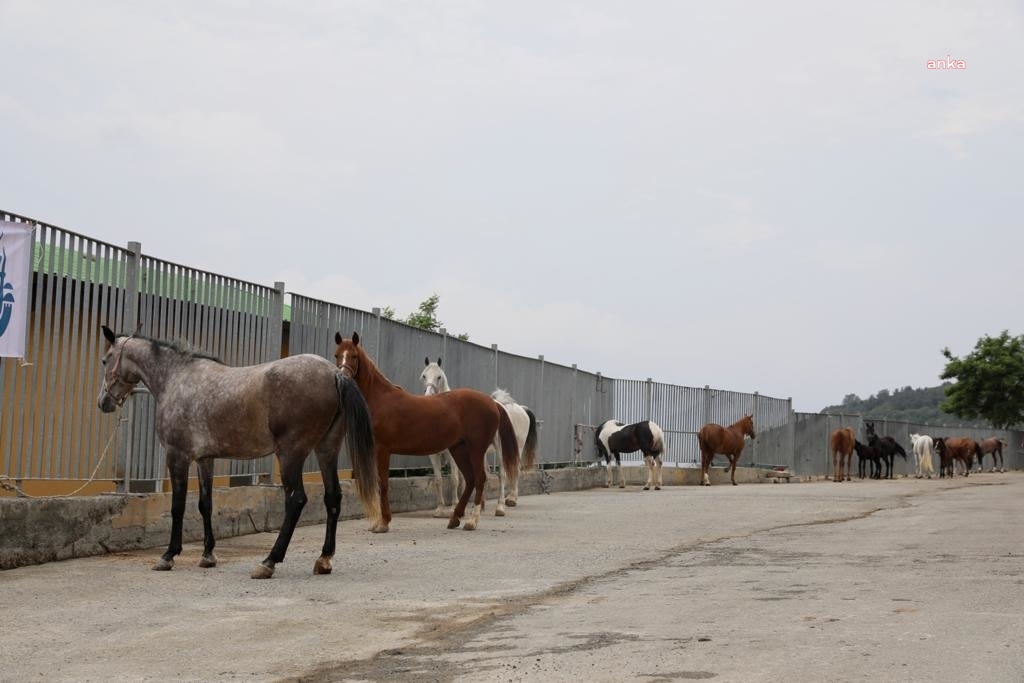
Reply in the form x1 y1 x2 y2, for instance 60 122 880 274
335 374 381 526
522 407 539 470
496 406 520 487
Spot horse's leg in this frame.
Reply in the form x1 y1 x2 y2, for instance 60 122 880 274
655 456 663 490
603 456 612 488
643 455 653 490
832 452 838 482
196 458 217 568
312 445 343 576
464 446 488 531
701 451 712 486
447 446 473 529
616 454 625 488
370 448 392 533
252 454 308 579
494 446 507 517
154 453 190 571
729 455 738 485
428 452 450 518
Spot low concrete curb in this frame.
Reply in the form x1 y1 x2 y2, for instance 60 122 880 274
0 465 782 569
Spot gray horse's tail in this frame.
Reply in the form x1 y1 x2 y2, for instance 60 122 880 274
335 374 381 525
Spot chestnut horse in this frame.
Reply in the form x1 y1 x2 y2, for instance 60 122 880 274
977 437 1007 473
334 332 519 532
934 437 979 478
830 427 855 482
96 326 380 579
698 414 755 486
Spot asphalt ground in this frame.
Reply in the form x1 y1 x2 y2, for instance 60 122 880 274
3 472 1022 682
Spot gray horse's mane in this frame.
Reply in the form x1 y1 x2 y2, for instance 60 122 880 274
131 334 224 365
491 388 516 405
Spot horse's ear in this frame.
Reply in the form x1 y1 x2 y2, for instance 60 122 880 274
101 325 116 345
352 331 360 346
334 331 342 345
424 356 430 367
436 357 442 367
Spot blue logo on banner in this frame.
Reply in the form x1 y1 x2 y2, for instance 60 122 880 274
0 234 14 338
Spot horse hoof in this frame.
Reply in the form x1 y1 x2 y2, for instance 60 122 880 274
432 507 450 518
505 498 517 507
251 564 274 579
643 486 650 490
463 520 477 531
152 558 174 571
731 482 738 486
198 554 217 568
370 523 390 534
602 484 610 488
618 484 625 489
655 486 661 490
314 556 333 575
495 508 506 517
447 518 460 529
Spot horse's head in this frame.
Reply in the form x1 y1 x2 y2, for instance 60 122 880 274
740 414 755 439
933 437 945 454
97 325 140 412
865 421 876 438
421 357 447 395
333 331 365 380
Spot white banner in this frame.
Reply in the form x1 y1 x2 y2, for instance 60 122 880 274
0 222 34 358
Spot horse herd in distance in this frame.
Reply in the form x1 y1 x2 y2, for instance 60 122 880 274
829 421 1008 483
102 325 997 580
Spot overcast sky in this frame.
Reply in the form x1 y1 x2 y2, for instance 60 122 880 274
2 2 1021 412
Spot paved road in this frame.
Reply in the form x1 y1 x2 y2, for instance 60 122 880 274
3 474 1023 682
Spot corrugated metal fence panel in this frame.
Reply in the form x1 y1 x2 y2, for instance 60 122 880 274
126 255 282 486
1 214 130 484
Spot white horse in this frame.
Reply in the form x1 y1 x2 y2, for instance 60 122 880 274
420 358 538 516
909 433 935 479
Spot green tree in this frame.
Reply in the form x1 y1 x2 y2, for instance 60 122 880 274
384 294 470 340
940 330 1024 429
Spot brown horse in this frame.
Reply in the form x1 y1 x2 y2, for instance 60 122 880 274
977 437 1007 472
830 427 855 482
334 332 519 532
934 437 979 478
698 414 755 486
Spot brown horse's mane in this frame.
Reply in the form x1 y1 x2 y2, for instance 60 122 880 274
129 334 224 365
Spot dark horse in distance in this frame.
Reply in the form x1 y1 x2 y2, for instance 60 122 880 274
864 421 907 479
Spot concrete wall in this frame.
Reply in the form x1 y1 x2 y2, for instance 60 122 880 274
0 465 786 570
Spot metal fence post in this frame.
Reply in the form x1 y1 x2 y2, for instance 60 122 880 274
645 377 653 421
271 281 285 359
570 363 578 460
785 398 795 473
372 307 382 360
751 391 759 464
492 343 499 390
124 241 141 331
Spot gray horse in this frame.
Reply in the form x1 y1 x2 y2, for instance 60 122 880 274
97 325 379 579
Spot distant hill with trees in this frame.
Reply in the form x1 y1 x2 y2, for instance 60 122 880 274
820 383 992 428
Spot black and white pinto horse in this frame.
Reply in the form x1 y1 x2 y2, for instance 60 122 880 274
865 421 907 479
594 419 666 490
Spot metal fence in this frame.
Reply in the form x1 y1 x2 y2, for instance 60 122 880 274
0 211 283 493
287 293 615 472
2 209 1020 495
